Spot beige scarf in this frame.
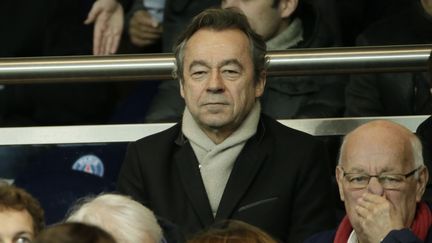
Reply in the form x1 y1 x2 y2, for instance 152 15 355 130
266 17 303 50
182 102 261 217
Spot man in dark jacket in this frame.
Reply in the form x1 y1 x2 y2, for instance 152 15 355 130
345 0 432 117
118 8 335 242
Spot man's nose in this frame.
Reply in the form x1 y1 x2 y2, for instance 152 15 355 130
206 71 225 93
367 177 384 196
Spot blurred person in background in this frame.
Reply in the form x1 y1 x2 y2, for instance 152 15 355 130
345 0 432 117
188 220 278 243
66 193 166 243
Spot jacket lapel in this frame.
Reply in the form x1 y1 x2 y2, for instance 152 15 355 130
174 142 214 227
215 127 271 220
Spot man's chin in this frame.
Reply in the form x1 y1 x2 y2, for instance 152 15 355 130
198 117 230 130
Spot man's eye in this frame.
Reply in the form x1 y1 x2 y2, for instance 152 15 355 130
15 237 31 243
191 71 207 78
348 175 368 183
193 71 205 75
380 176 403 183
222 69 240 79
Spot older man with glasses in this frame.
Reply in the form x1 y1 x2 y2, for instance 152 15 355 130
306 120 431 243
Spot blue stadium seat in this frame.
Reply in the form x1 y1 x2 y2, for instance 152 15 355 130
14 143 127 225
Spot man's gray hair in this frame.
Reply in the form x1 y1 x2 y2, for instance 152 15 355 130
66 193 163 243
411 134 424 168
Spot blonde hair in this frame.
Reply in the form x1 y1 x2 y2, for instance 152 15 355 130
66 194 162 243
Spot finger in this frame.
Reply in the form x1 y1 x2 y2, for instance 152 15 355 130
129 19 161 33
362 192 387 204
93 13 110 55
357 196 375 210
104 34 113 55
130 37 155 47
137 17 159 28
129 28 162 40
85 3 101 24
131 18 161 31
129 35 160 46
129 24 161 37
110 34 121 54
93 24 104 55
140 25 163 34
100 33 109 55
134 10 159 27
93 29 102 55
355 204 370 219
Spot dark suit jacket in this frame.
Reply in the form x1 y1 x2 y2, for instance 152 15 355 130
117 115 335 242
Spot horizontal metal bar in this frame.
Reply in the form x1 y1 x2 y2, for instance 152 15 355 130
268 45 432 76
0 45 430 84
0 116 427 145
0 53 174 84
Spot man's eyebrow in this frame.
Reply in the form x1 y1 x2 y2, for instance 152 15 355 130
189 60 209 70
16 230 33 236
345 167 395 174
219 59 244 70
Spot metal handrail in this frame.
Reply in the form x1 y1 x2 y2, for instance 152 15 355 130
0 44 430 84
0 116 427 145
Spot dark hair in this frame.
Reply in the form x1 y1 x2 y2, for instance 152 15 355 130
187 220 277 243
173 8 267 84
34 222 117 243
0 184 45 234
271 0 280 8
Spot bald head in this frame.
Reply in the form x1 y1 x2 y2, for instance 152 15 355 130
339 120 423 170
336 120 429 233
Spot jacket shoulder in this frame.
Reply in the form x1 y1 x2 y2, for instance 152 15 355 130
262 115 319 143
130 123 182 155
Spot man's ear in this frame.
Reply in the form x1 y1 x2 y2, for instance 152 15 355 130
278 0 298 18
180 80 185 98
335 166 345 202
255 71 266 98
416 166 429 202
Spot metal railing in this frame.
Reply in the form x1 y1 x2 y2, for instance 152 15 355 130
0 116 428 145
0 44 430 83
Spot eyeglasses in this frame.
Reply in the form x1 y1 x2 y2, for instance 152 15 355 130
340 166 422 190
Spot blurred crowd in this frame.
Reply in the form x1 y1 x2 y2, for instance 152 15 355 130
0 0 430 126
